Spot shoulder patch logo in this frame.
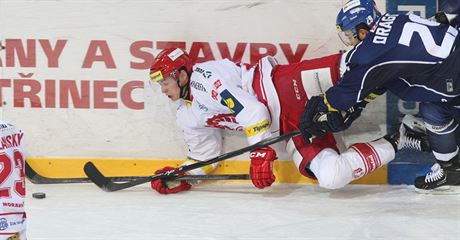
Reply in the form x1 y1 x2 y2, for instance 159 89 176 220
220 89 244 115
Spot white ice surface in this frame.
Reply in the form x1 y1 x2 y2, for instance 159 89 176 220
26 182 460 240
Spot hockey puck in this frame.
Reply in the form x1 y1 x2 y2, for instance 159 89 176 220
32 192 46 199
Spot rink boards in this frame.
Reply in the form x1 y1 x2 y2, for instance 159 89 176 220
0 0 459 184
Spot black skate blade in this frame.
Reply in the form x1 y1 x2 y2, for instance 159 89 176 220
415 185 460 195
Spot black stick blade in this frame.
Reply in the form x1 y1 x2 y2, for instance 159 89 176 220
84 162 113 191
84 161 151 192
25 161 40 184
26 161 88 183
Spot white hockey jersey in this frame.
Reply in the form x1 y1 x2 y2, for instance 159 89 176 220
0 120 26 238
177 59 275 161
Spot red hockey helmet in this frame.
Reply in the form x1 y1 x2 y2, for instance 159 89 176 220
149 48 192 84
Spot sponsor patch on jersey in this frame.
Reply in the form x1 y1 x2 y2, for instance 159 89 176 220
446 79 454 92
220 89 244 115
190 80 207 92
203 71 212 79
214 80 222 89
353 168 365 179
0 218 9 231
195 100 208 112
7 232 20 240
244 119 270 137
211 90 219 100
194 67 205 74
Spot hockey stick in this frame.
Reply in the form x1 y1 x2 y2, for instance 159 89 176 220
25 161 249 184
84 130 301 192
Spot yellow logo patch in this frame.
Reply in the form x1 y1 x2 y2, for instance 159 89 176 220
245 119 270 137
364 92 380 103
323 94 338 112
149 71 164 83
7 233 20 240
336 25 343 32
223 98 235 110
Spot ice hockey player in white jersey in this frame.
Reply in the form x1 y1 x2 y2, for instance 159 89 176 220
148 48 430 194
0 120 26 239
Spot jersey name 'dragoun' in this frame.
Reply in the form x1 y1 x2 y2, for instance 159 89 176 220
373 14 398 45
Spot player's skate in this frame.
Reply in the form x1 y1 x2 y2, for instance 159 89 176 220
400 114 426 133
385 115 431 152
414 160 460 194
398 115 431 152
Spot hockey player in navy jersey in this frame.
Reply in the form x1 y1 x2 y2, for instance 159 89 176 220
299 0 460 193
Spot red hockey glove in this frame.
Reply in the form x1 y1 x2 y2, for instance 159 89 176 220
151 166 192 194
249 146 277 189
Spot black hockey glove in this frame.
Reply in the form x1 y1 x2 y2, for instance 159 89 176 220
299 95 327 141
327 111 349 132
299 95 347 142
434 11 450 25
299 87 388 143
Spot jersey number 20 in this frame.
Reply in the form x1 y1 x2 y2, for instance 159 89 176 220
399 14 458 58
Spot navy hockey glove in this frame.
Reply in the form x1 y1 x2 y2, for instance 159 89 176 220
326 111 349 132
299 95 354 142
429 11 451 25
299 95 327 141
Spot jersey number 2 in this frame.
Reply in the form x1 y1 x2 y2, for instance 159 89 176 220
398 14 457 58
0 150 25 198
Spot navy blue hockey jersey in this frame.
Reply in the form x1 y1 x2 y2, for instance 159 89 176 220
326 13 460 110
